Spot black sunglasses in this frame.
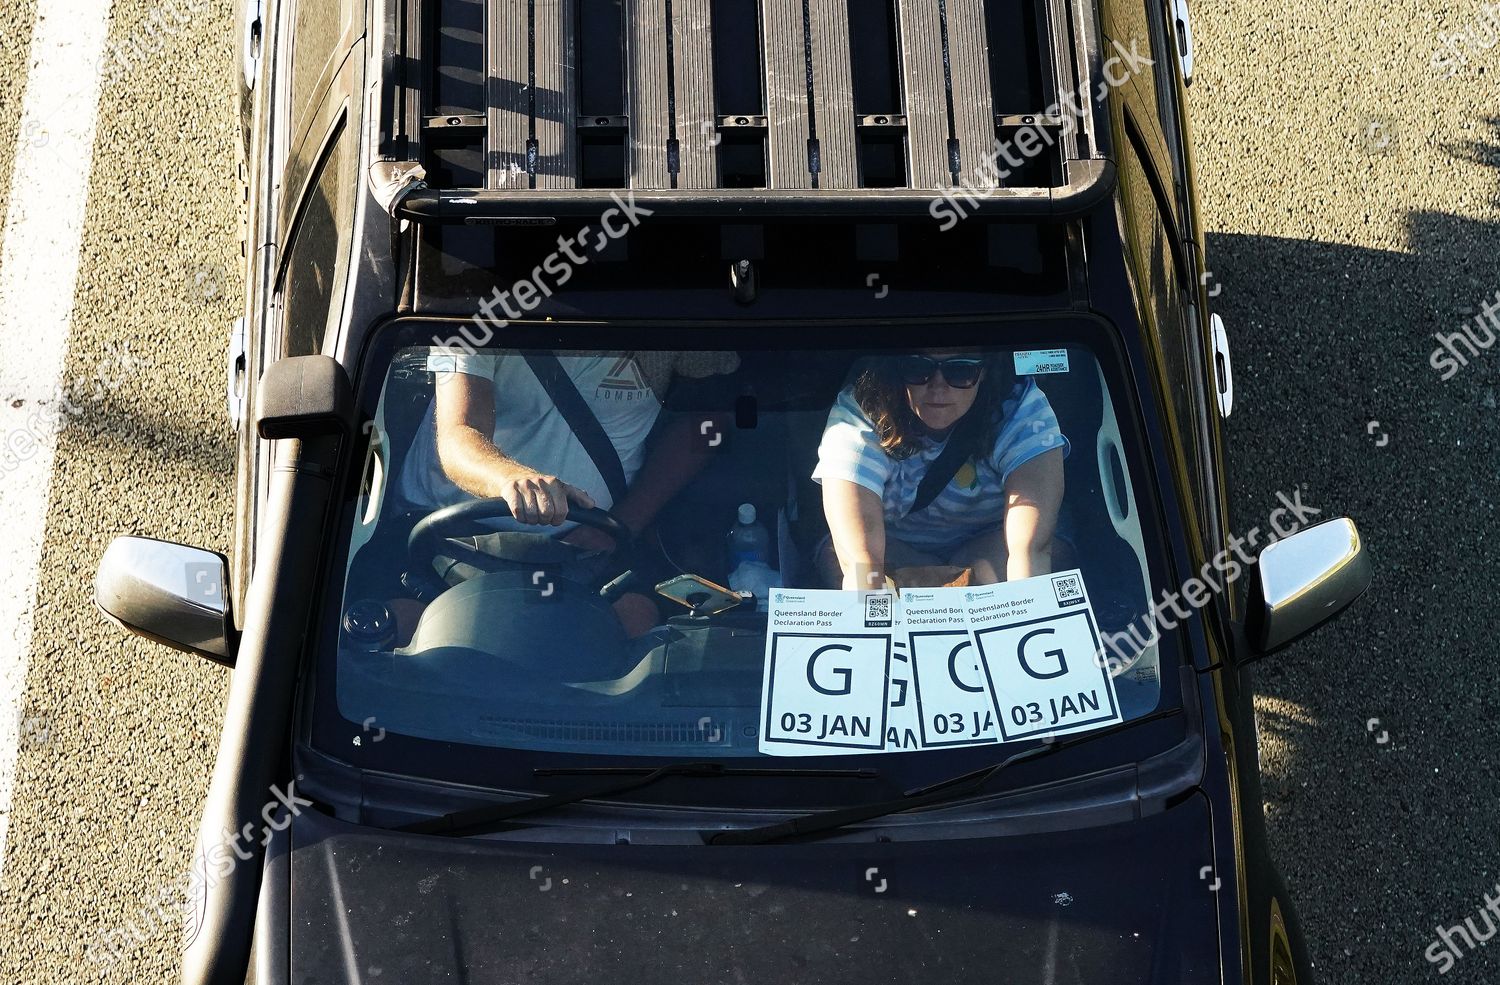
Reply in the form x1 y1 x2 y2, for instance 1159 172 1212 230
894 355 986 389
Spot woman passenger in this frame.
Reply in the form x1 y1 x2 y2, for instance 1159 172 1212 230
814 351 1067 589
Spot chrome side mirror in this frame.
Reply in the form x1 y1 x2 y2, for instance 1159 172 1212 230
94 536 237 667
1246 518 1371 656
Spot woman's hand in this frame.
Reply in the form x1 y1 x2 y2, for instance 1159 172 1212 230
1005 542 1053 581
822 479 889 590
1002 449 1065 580
842 568 895 591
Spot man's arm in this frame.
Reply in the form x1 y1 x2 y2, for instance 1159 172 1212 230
433 373 594 525
572 355 738 545
603 410 725 537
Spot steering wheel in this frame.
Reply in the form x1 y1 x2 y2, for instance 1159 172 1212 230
407 498 634 589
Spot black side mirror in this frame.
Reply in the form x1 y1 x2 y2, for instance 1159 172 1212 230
256 354 355 439
94 536 237 666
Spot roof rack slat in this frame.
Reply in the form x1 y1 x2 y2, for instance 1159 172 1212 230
764 0 857 188
490 0 578 189
902 0 998 190
674 1 718 186
627 0 717 188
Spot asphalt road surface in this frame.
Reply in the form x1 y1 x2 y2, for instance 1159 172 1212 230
0 1 1497 983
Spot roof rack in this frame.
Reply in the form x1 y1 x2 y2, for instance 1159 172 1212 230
384 0 1111 224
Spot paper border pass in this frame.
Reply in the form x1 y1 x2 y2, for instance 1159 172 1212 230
963 570 1121 742
902 588 1001 750
762 633 890 752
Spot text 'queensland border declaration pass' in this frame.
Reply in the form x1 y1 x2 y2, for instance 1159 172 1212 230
963 570 1122 742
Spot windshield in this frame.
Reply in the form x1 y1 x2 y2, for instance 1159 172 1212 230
312 318 1184 800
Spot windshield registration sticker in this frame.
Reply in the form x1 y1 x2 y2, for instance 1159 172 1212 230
963 570 1122 742
1013 348 1070 375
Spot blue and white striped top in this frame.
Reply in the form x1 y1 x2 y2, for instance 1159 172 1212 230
812 380 1069 552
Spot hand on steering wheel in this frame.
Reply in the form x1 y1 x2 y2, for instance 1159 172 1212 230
493 467 594 526
407 496 635 580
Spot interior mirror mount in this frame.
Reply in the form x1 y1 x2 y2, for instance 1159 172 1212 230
1244 517 1371 658
94 536 237 667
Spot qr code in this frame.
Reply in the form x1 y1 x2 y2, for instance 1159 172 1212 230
1051 574 1084 607
864 593 893 627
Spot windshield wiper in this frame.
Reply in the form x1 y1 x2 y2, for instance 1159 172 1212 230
399 762 880 837
708 708 1183 846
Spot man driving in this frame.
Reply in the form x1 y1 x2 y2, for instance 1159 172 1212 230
403 348 740 636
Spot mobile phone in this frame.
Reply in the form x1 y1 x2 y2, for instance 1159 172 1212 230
654 574 744 615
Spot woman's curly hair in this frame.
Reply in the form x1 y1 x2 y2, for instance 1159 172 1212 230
851 353 1017 460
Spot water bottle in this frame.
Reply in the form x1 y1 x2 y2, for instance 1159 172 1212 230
726 503 771 568
727 504 778 610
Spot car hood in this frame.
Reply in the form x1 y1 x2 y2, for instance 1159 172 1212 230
285 796 1223 985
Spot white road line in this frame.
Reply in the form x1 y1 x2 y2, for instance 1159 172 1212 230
0 0 115 876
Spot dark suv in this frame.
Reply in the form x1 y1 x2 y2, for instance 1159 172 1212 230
97 0 1369 983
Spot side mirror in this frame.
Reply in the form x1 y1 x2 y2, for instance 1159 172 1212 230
1246 518 1371 656
256 354 355 439
94 536 237 667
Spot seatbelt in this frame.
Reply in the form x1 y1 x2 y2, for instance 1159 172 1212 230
523 353 629 504
908 418 983 516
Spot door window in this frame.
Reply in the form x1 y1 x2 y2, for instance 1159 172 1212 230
279 117 353 358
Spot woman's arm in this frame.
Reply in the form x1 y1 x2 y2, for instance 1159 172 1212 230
822 478 889 590
1002 448 1065 580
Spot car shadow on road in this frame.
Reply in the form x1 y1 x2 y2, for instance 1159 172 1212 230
1206 184 1500 982
64 390 235 483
